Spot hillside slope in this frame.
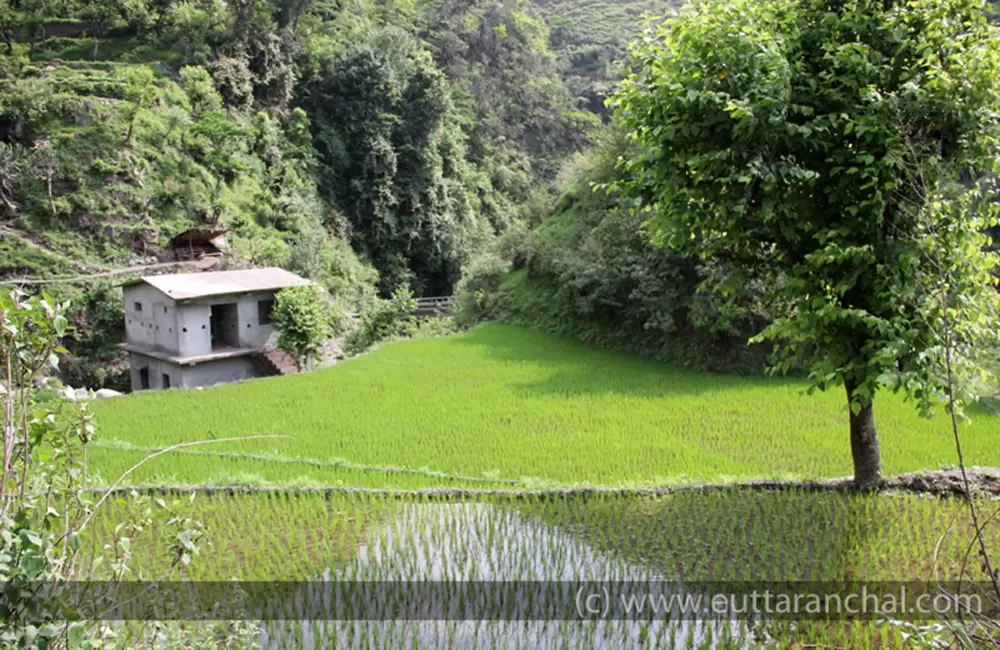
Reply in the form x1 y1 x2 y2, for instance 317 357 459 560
531 0 678 114
0 0 595 388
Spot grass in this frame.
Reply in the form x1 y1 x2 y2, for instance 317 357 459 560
92 491 999 582
0 233 73 278
89 324 1000 489
86 492 386 581
86 489 1000 648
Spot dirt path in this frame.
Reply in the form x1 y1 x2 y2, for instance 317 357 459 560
0 256 220 286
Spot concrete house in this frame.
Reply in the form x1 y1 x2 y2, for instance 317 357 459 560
121 268 308 391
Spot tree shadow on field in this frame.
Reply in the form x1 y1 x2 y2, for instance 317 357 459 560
452 325 803 400
519 489 954 646
518 489 889 582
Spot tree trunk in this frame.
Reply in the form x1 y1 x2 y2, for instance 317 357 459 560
845 378 882 489
125 108 139 147
45 173 55 216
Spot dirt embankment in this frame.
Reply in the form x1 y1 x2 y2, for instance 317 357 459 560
80 468 1000 499
881 468 1000 497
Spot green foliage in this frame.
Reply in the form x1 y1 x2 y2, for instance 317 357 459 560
0 289 221 647
57 282 128 391
89 324 1000 488
343 287 418 356
0 235 72 277
271 284 340 370
532 0 676 111
611 0 1000 482
1 0 604 304
453 251 512 328
308 27 490 295
421 0 598 179
496 129 773 373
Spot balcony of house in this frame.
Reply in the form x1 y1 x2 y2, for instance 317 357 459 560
120 341 260 367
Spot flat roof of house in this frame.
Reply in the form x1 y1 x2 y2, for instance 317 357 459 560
122 268 309 301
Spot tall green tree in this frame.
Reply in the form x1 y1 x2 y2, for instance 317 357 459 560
309 27 489 296
189 109 248 223
612 0 1000 487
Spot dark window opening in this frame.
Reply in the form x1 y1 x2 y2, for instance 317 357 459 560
163 306 168 314
210 303 239 349
139 367 150 390
162 373 171 389
258 299 275 325
134 302 143 312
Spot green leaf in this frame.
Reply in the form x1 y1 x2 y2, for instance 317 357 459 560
68 622 85 649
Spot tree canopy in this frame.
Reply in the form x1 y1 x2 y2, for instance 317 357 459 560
611 0 1000 487
271 284 339 370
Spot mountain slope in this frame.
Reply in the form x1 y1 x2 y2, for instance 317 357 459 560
531 0 678 114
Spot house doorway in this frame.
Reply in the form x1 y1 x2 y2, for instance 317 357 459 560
139 367 150 390
210 303 239 349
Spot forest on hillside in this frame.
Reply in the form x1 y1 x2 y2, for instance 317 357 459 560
0 0 705 389
0 0 607 295
0 0 635 387
7 0 995 392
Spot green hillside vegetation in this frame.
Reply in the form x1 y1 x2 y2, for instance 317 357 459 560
461 129 776 374
531 0 676 113
90 325 1000 488
0 0 601 389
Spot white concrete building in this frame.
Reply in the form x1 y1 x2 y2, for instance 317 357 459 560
120 268 308 391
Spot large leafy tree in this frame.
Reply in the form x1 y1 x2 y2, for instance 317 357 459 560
612 0 1000 487
309 27 489 296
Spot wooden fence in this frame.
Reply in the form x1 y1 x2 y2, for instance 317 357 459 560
414 296 454 316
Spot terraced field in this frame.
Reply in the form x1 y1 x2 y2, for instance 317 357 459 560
81 324 1000 648
90 324 1000 489
88 490 1000 648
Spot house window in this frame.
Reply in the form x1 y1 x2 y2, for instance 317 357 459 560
139 367 150 390
134 301 143 312
257 299 275 325
162 373 171 389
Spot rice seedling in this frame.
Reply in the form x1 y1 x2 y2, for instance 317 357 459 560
89 324 1000 489
81 324 1000 647
88 490 1000 648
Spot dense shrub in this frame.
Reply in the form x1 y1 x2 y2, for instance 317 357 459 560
344 288 418 356
496 129 775 374
272 285 342 370
454 252 513 328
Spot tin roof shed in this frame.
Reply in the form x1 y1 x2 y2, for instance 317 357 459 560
121 268 309 301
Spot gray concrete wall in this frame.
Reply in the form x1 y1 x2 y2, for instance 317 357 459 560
237 292 277 349
125 285 278 359
129 353 183 391
176 303 213 358
183 291 277 351
179 357 261 388
130 352 263 391
124 285 176 352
